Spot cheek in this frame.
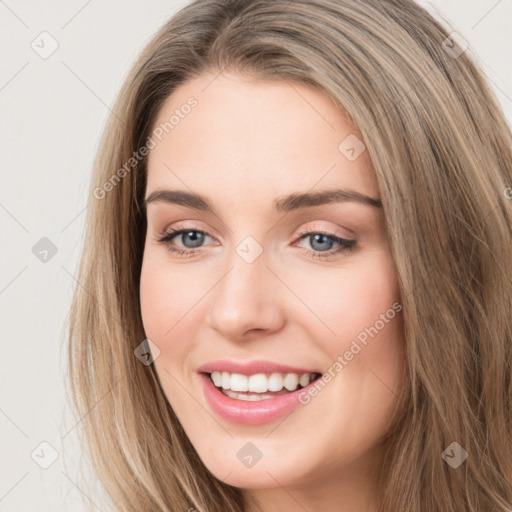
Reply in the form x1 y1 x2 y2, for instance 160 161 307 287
338 260 398 330
139 249 205 340
311 251 405 407
140 251 186 341
139 259 170 339
296 250 401 355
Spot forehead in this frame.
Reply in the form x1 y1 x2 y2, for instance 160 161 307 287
146 72 379 203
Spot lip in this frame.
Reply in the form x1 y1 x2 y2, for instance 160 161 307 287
198 371 322 425
196 359 320 375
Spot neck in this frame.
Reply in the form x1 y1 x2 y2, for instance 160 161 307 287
242 449 383 512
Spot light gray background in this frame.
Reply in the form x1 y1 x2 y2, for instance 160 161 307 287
1 1 511 510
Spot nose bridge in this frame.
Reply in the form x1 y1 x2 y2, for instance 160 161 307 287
206 237 284 338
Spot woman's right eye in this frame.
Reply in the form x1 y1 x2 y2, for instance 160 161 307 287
156 226 213 257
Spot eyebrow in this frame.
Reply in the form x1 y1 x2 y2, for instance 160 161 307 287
144 188 382 212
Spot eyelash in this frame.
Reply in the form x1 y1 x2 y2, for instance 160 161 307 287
155 222 357 260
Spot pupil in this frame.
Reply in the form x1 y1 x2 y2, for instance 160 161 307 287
311 234 333 251
183 231 203 248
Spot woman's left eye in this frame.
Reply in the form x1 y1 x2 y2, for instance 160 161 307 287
155 224 356 260
296 231 356 259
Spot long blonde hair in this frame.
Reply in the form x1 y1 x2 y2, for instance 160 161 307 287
68 0 512 510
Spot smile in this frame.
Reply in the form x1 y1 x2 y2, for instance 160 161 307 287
209 371 320 399
199 371 323 425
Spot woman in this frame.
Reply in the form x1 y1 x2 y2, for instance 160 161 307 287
68 0 512 510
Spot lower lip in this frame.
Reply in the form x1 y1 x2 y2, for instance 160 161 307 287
199 372 317 425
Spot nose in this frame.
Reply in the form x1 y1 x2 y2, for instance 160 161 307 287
205 247 286 340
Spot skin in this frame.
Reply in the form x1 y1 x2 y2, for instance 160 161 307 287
140 71 405 512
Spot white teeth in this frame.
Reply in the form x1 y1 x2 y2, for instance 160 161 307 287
248 373 268 393
299 373 310 387
268 373 284 392
209 371 317 393
223 389 274 401
283 373 299 391
221 372 230 390
211 371 222 387
230 373 248 392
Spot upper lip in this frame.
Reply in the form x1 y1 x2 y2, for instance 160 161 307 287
196 359 321 376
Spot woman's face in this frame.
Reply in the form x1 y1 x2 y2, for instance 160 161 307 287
140 71 405 506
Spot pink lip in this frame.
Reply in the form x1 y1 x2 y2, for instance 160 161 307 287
196 359 320 375
198 372 321 425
